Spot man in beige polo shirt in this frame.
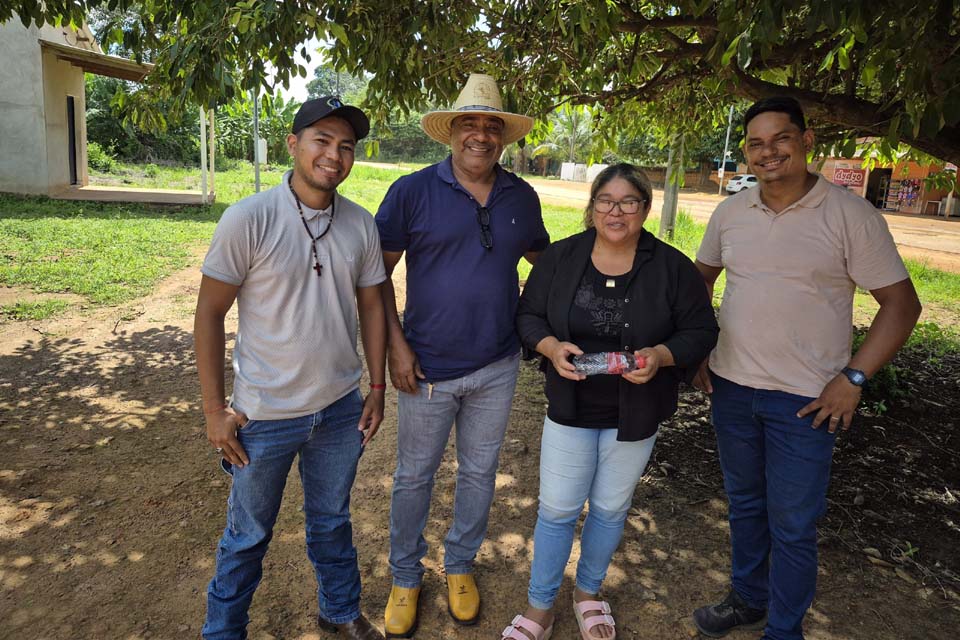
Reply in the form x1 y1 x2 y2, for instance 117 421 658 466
691 97 921 640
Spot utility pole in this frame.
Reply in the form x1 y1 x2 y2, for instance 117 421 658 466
252 90 261 193
718 104 734 195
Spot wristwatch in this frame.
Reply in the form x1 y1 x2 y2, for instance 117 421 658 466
841 366 867 387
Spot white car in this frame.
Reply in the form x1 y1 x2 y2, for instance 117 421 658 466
725 174 758 194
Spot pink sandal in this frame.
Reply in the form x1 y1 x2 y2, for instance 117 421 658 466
573 599 616 640
500 614 554 640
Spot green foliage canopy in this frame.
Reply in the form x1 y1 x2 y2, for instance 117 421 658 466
9 1 959 166
85 74 200 163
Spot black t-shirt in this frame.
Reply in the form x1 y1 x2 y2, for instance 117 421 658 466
555 260 627 429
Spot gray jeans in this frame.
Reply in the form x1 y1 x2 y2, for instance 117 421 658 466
388 352 521 587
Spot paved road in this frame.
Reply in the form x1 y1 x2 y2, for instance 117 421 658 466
525 176 960 273
354 163 960 273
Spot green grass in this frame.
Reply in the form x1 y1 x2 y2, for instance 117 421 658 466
1 160 958 329
902 258 960 310
0 299 71 321
0 193 222 305
0 161 413 316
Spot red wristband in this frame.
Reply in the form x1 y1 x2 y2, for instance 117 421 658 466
370 383 387 390
204 404 227 415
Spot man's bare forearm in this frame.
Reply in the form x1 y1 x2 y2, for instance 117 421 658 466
849 279 922 377
381 275 406 344
358 285 387 385
194 306 228 411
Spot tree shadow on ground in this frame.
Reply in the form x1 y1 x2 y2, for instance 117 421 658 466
1 343 958 639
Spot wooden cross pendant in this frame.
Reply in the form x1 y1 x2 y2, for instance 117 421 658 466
314 262 323 277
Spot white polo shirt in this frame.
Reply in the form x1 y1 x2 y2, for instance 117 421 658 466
201 172 386 419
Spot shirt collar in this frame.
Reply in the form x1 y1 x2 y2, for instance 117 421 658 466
747 173 829 215
282 170 335 221
437 155 514 199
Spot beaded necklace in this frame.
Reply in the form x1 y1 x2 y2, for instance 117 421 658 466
288 174 335 277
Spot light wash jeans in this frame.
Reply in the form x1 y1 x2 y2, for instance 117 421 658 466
203 389 365 640
527 416 657 610
388 353 520 587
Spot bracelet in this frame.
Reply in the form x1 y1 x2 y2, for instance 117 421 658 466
203 404 227 415
370 383 387 390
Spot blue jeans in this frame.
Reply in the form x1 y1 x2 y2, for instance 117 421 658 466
710 373 837 640
202 389 365 640
389 353 520 587
527 417 656 610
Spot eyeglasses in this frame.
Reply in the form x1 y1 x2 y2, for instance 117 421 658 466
476 206 493 250
593 198 646 215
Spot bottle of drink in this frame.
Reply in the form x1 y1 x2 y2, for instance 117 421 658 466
572 352 647 376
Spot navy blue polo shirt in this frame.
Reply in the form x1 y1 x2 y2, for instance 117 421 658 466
376 156 550 381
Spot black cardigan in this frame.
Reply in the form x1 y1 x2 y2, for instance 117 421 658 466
517 227 719 441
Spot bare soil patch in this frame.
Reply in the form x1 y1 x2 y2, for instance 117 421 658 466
1 258 958 640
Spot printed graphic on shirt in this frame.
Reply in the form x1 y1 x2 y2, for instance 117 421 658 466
573 270 625 337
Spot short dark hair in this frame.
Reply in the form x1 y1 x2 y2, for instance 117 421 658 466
584 163 653 229
744 97 806 132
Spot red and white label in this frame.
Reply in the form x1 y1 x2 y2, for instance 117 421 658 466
833 168 866 187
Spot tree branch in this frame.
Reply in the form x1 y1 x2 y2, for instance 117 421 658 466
730 66 960 166
618 16 718 32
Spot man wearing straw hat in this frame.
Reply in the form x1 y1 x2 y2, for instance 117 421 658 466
375 73 549 637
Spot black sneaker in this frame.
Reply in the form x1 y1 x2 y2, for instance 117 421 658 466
693 590 767 637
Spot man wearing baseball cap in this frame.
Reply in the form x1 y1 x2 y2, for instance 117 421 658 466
375 74 549 636
196 96 387 640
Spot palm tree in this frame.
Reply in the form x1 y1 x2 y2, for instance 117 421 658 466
531 105 594 164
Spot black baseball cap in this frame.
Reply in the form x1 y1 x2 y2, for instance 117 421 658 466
292 96 370 140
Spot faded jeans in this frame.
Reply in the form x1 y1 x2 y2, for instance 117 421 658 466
527 417 656 610
202 389 365 640
388 353 520 587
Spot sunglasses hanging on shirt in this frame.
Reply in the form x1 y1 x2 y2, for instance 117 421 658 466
476 205 493 250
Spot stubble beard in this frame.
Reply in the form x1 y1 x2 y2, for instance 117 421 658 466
295 160 343 194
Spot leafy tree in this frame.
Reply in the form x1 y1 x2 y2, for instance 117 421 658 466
531 105 596 164
217 93 300 164
369 111 448 164
10 1 959 168
306 65 368 103
85 74 200 164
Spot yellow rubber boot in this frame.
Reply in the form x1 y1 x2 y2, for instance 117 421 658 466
384 584 420 638
446 573 480 625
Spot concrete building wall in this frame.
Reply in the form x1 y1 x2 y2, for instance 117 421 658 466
0 20 49 194
41 48 88 192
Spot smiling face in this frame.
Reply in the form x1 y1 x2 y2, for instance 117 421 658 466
743 111 814 187
449 114 505 178
286 116 356 195
591 176 650 246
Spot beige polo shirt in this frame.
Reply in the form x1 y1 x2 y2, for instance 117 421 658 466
697 175 909 398
201 172 386 419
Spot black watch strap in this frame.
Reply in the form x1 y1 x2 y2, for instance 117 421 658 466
841 366 867 387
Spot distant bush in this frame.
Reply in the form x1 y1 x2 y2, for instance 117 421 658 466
88 141 119 173
214 155 242 172
143 163 160 178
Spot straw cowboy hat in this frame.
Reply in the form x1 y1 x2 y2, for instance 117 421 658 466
421 74 534 146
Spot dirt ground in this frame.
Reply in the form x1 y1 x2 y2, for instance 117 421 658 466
2 249 959 640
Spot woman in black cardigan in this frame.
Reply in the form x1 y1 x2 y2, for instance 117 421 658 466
500 164 718 640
